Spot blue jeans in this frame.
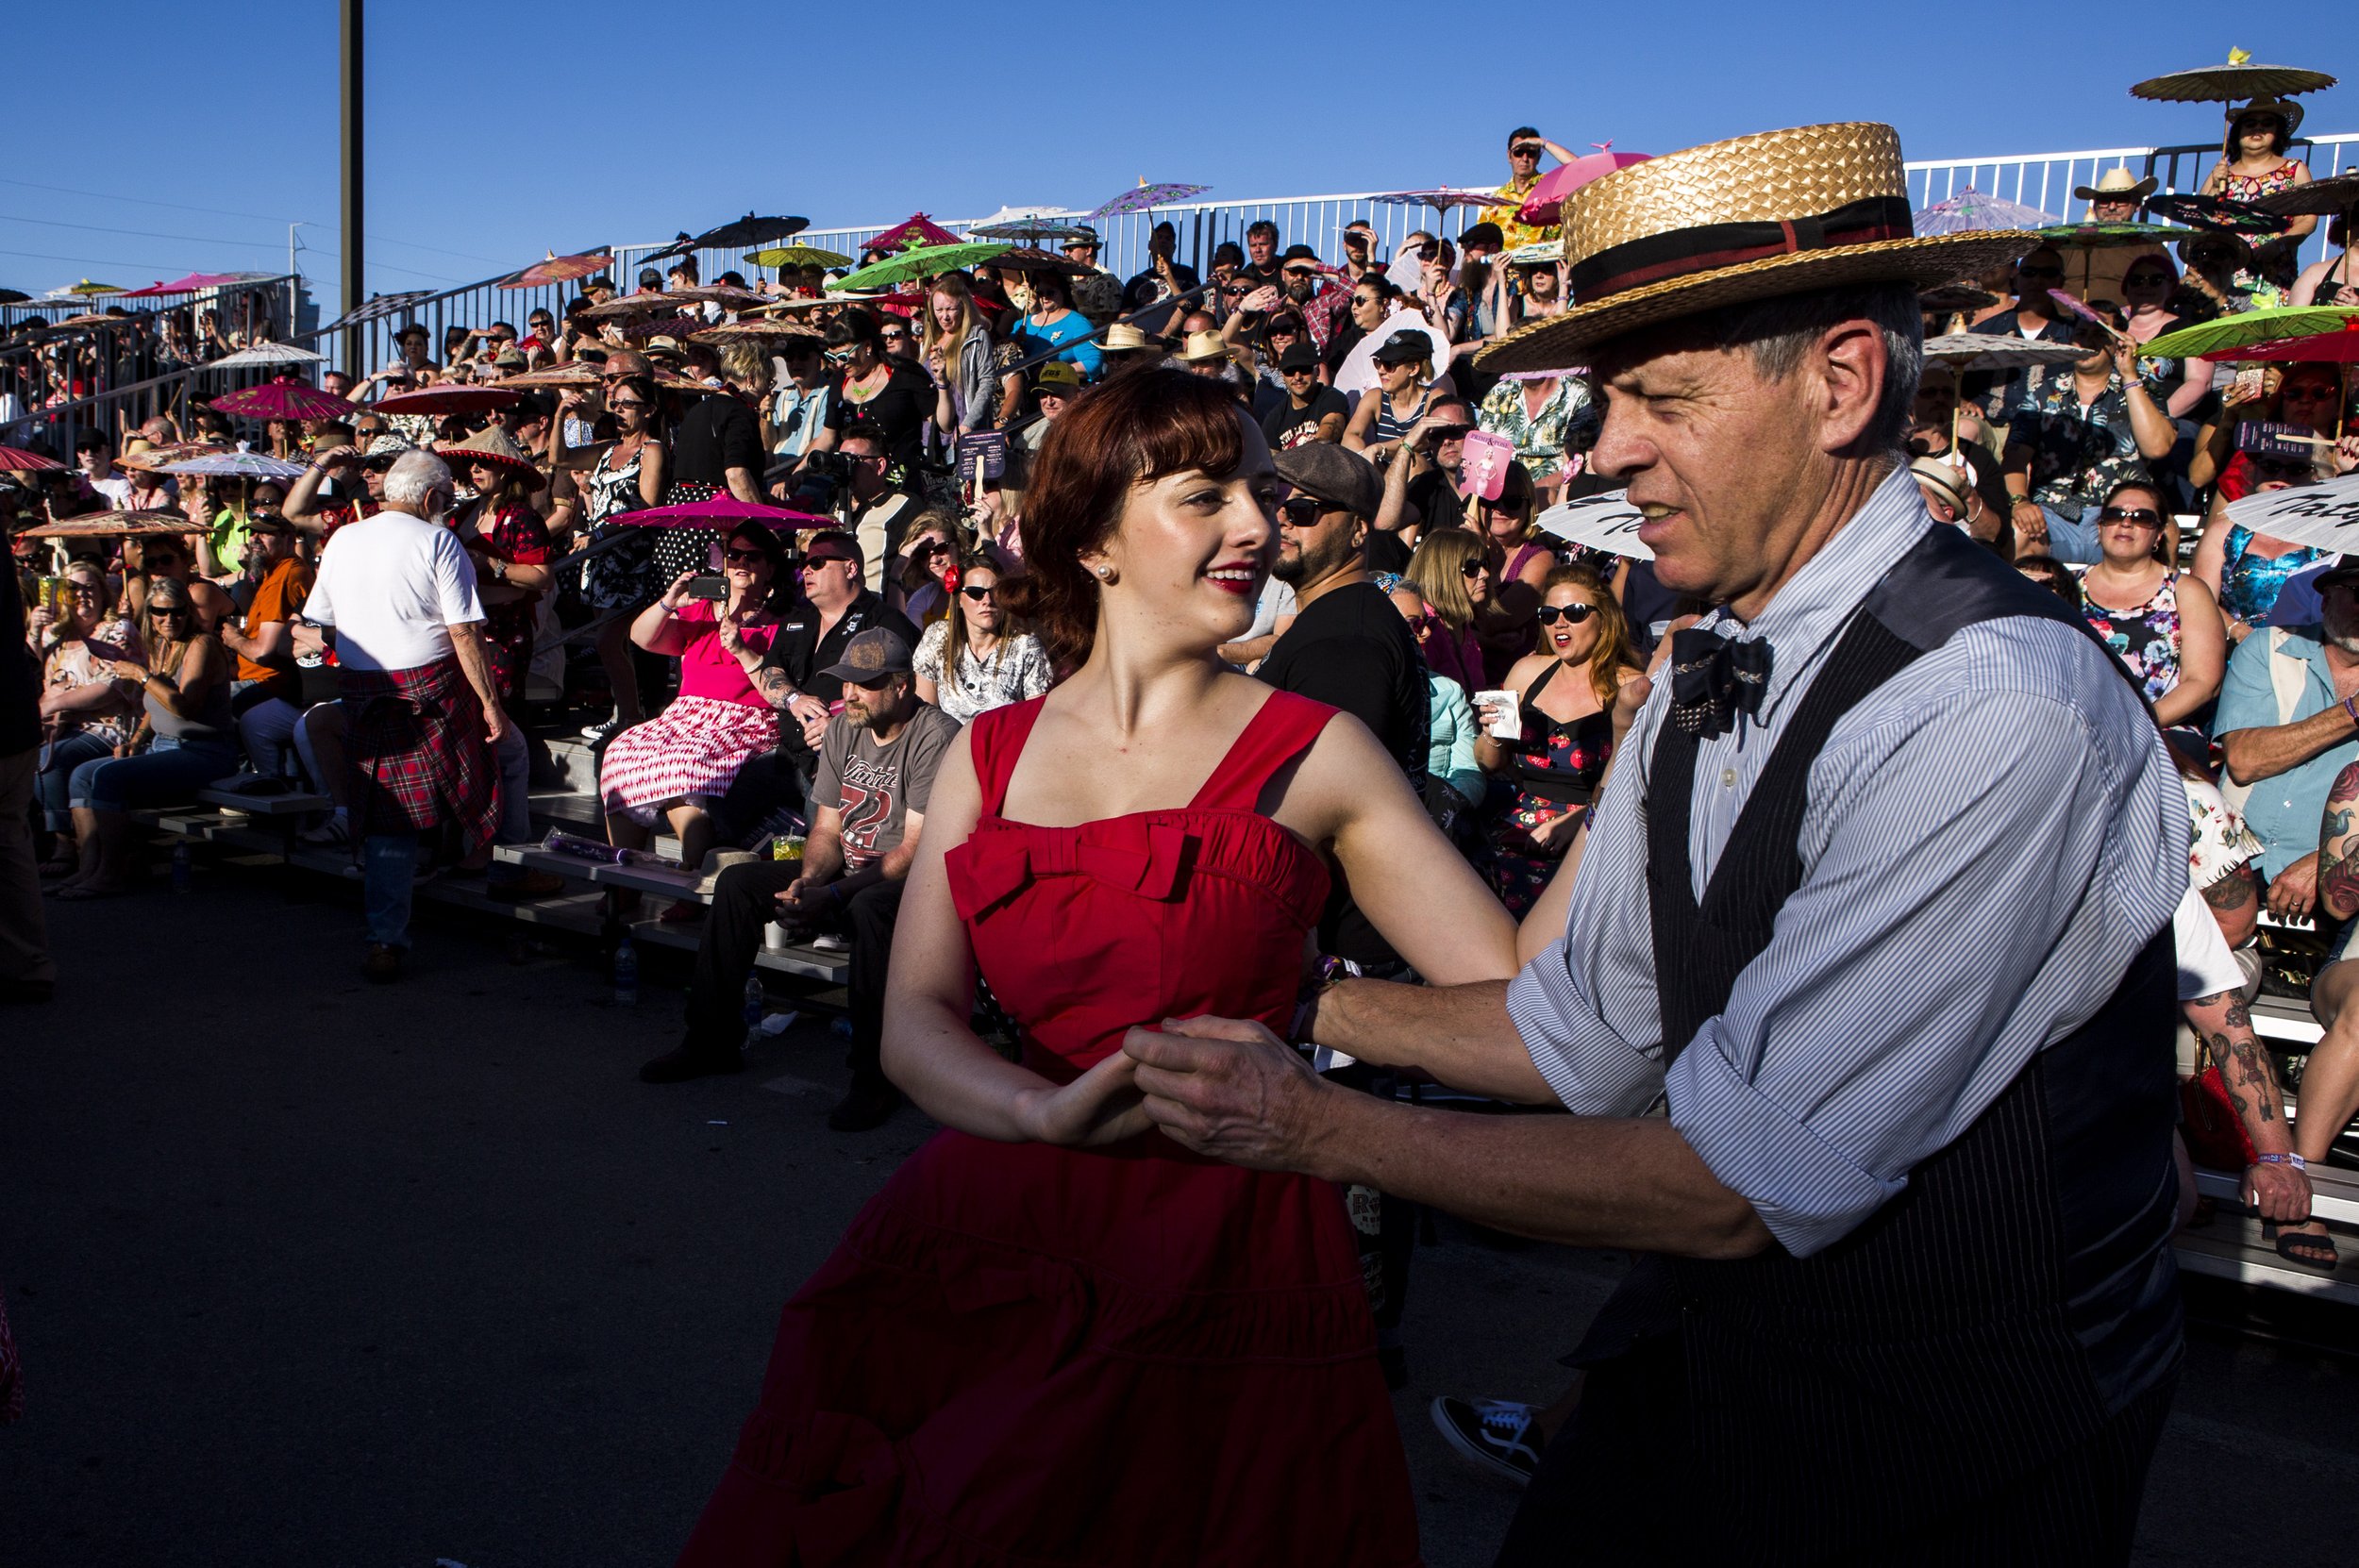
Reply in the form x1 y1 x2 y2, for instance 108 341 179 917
363 831 419 949
2039 503 2103 565
68 736 238 814
37 730 114 831
484 720 534 890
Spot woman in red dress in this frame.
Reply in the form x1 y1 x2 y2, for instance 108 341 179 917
677 369 1518 1566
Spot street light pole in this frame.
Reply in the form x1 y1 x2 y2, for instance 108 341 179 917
340 0 364 376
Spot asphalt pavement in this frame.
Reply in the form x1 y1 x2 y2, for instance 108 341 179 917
2 867 2353 1566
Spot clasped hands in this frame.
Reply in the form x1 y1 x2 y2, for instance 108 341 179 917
1008 1015 1330 1170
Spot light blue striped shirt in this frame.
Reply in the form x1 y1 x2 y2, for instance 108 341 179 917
1505 469 2184 1257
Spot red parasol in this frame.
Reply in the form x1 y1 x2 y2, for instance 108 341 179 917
22 510 193 539
208 382 356 421
1517 144 1653 225
372 384 528 418
0 444 65 473
499 250 612 290
118 271 257 299
612 493 830 529
864 213 962 253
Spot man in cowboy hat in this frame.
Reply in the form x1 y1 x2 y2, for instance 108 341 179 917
2072 166 2167 307
1061 225 1125 325
1126 122 2184 1562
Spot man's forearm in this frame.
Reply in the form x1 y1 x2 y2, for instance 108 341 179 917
2185 990 2295 1155
1307 1090 1771 1258
1311 977 1555 1103
800 830 845 887
446 624 501 716
2223 706 2359 785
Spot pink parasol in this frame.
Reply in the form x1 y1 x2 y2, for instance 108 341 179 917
864 213 962 253
119 271 255 299
22 510 192 539
612 493 830 529
499 251 612 290
2229 319 2359 363
209 382 355 421
372 384 527 418
0 444 65 473
1517 144 1653 225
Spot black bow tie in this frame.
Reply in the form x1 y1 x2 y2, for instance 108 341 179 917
1666 627 1773 739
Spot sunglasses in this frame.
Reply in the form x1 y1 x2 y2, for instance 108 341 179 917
609 398 650 411
1510 142 1543 158
1427 424 1473 442
880 328 909 340
802 554 855 570
722 548 767 565
912 539 946 556
1458 559 1487 578
1535 602 1598 625
2098 506 2162 526
960 584 995 600
1278 496 1327 527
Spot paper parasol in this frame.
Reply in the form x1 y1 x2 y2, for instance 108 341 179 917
209 382 355 421
833 242 1012 292
986 246 1092 276
2222 473 2359 557
499 251 611 290
1517 144 1652 226
1920 332 2090 372
1371 188 1497 215
1537 491 1652 561
161 448 310 480
118 271 259 298
747 244 852 269
1919 281 2001 312
969 215 1093 244
315 291 436 334
0 444 65 472
2132 52 2336 103
611 493 830 530
496 362 602 391
1087 181 1211 219
373 384 528 418
59 279 123 297
2251 173 2359 220
619 314 709 342
577 284 767 321
21 510 192 539
2143 307 2359 360
864 213 962 253
118 442 224 472
2144 192 2289 236
1914 189 2055 235
2035 221 2182 249
644 215 810 262
692 319 823 342
211 341 327 368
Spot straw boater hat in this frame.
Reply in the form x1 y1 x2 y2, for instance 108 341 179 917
1099 323 1158 355
437 425 540 480
2073 166 2158 203
1478 123 2035 372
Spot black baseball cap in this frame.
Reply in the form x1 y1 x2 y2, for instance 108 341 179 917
1278 342 1319 372
820 626 914 684
1279 244 1320 267
1461 222 1505 251
1370 329 1431 366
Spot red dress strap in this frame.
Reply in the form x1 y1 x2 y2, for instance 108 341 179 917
1188 690 1338 812
970 696 1049 818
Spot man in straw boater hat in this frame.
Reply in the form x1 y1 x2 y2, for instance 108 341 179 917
1124 123 2188 1561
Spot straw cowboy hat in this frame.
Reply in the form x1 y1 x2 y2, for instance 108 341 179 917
1099 323 1159 355
1478 123 2035 372
436 425 540 481
1178 329 1246 369
2074 167 2158 203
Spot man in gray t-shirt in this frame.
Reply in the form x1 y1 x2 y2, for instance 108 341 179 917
651 627 959 1135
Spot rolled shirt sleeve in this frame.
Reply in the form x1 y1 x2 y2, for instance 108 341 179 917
1664 683 2180 1257
429 526 487 626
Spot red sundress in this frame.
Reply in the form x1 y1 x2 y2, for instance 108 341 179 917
676 689 1422 1567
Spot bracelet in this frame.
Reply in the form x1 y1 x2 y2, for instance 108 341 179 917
2343 694 2359 729
2253 1152 2307 1170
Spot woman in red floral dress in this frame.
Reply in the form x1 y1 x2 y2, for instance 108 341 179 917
676 371 1519 1566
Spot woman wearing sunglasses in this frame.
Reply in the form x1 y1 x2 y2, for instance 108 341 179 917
1399 526 1489 696
912 548 1050 725
598 523 787 890
32 562 142 882
1473 564 1643 918
2079 481 2226 736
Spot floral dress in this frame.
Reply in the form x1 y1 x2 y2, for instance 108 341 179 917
2080 568 2183 706
1484 660 1612 918
2218 525 2327 627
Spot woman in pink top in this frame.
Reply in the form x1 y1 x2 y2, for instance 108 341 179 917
600 523 784 877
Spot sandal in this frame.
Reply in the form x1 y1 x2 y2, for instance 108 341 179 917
53 882 125 902
2265 1221 2340 1273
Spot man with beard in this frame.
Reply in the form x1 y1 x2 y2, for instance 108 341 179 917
1257 442 1427 972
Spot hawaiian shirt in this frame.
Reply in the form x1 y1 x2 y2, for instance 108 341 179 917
2008 369 2150 513
1478 375 1588 484
1479 175 1559 253
2184 774 2263 892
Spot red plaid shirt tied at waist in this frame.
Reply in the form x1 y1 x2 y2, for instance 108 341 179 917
342 658 499 850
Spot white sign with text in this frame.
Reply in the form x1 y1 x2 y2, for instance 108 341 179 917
1536 489 1652 560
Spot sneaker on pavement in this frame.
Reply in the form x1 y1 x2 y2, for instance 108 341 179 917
638 1040 745 1084
361 943 406 985
299 815 352 847
1430 1395 1542 1486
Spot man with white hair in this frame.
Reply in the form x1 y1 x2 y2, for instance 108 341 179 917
293 450 505 983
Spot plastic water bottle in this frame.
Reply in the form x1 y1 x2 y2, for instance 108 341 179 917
171 842 192 894
743 976 766 1041
613 937 639 1006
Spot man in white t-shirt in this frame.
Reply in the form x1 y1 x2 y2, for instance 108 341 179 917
293 451 505 982
73 434 132 510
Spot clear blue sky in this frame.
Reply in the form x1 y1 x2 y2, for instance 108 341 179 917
4 2 2345 313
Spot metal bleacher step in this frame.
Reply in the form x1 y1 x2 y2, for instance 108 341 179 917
2174 1209 2359 1305
627 917 850 982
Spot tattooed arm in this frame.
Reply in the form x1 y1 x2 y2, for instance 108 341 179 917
2317 761 2359 922
2200 864 2260 949
2184 989 2311 1222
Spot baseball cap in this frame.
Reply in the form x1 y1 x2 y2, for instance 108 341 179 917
1460 222 1505 251
1278 342 1320 372
1279 244 1321 268
1274 442 1381 521
820 626 914 685
1370 328 1432 366
1035 361 1085 397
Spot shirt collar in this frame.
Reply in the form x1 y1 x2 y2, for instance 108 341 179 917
1698 465 1935 722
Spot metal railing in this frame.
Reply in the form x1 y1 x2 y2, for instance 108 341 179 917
273 129 2359 383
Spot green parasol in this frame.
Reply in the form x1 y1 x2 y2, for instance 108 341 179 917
2142 306 2359 360
831 241 1011 292
2034 221 2183 294
749 243 853 269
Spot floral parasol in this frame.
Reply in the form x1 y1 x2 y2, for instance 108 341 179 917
1087 181 1211 219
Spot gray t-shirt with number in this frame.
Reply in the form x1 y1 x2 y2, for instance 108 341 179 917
812 702 962 870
